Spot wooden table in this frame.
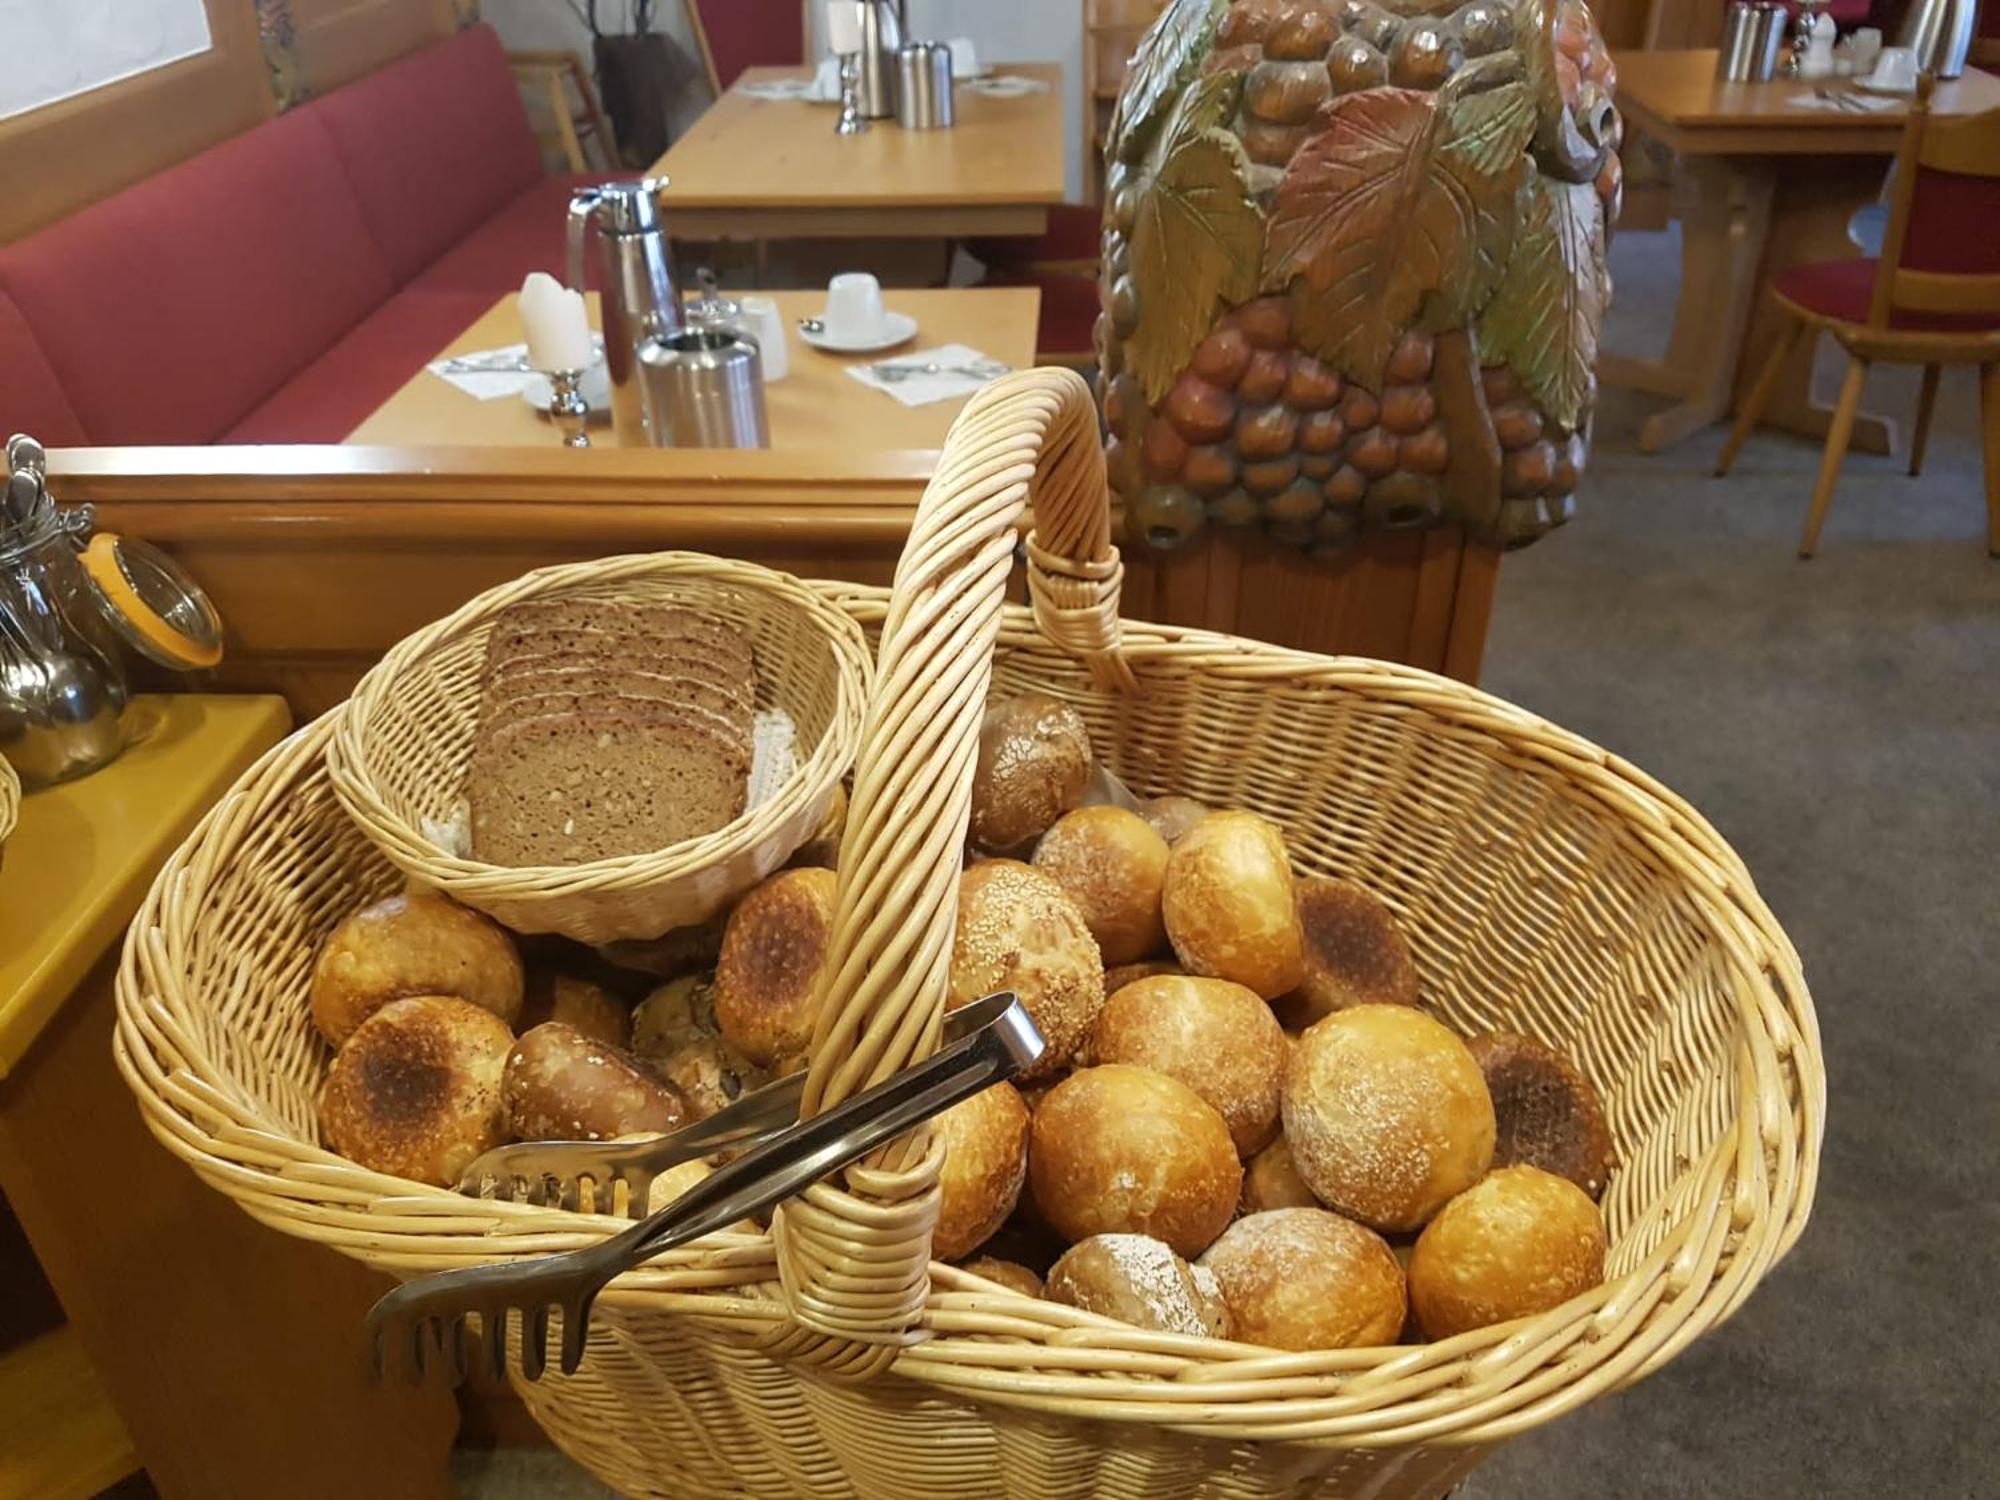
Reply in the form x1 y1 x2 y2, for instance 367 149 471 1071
1603 49 2000 454
346 288 1041 449
0 696 460 1498
647 65 1067 241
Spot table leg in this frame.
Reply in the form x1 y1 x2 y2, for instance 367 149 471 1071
0 955 459 1500
1734 157 1897 455
1599 156 1775 454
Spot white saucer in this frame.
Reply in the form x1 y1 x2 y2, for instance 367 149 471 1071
521 364 612 415
799 310 918 354
1854 73 1916 94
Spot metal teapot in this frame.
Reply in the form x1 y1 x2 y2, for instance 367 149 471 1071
0 435 224 787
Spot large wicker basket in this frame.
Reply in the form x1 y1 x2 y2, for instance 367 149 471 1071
326 551 871 943
0 751 16 863
115 370 1822 1500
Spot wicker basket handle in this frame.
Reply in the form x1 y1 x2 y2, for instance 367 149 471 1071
761 368 1128 1375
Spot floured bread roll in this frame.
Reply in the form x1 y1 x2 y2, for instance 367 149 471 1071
1200 1208 1405 1351
1046 1233 1231 1337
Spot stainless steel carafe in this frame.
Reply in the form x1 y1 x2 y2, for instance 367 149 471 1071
637 330 770 450
1897 0 1975 77
858 0 905 119
568 179 683 446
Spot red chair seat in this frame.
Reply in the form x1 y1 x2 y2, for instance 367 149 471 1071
1774 257 2000 333
967 204 1103 270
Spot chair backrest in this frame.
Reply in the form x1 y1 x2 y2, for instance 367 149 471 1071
1872 77 2000 326
683 0 805 96
1083 0 1171 203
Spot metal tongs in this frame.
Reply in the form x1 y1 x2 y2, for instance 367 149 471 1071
367 990 1042 1385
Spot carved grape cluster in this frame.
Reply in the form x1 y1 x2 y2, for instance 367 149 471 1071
1095 0 1620 558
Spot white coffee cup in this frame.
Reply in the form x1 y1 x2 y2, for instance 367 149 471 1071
822 272 887 343
1869 44 1918 90
738 295 789 380
947 37 981 79
1849 26 1883 69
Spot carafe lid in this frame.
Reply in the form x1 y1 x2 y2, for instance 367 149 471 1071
79 533 224 670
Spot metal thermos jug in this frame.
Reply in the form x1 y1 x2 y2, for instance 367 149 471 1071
637 331 770 450
858 0 905 119
568 179 682 446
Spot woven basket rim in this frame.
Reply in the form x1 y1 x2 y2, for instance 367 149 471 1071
114 584 1824 1450
326 551 871 893
0 752 16 849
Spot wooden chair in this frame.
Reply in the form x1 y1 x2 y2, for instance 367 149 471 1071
508 51 618 172
682 0 806 97
1716 76 2000 557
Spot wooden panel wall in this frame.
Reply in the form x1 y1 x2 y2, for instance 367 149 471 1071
285 0 462 98
0 0 271 245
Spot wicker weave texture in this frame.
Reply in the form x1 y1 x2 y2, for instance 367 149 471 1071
326 552 872 943
0 752 16 858
115 370 1822 1500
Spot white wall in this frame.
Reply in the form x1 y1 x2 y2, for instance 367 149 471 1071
0 0 212 121
483 0 1086 201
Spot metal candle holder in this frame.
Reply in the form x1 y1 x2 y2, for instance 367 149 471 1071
546 370 591 448
835 52 868 135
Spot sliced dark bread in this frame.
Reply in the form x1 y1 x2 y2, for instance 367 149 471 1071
484 601 754 678
480 690 752 766
487 660 755 721
468 712 749 867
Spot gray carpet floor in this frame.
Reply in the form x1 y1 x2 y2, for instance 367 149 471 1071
456 227 2000 1499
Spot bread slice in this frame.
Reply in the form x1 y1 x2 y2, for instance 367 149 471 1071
468 712 749 867
480 690 752 766
488 656 755 715
484 600 754 678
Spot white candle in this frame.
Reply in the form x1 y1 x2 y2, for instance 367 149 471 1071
519 272 594 372
825 0 864 56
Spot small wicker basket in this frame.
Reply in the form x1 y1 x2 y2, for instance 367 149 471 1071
117 370 1822 1500
0 752 17 864
326 552 871 944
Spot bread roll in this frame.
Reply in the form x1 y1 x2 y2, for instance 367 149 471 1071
657 1034 768 1120
503 1022 687 1141
594 913 728 977
947 860 1104 1082
969 694 1092 852
311 892 524 1047
956 1256 1046 1298
1137 794 1210 846
517 971 629 1048
1274 876 1421 1029
1407 1166 1607 1339
1282 1005 1495 1233
1028 1064 1241 1256
630 971 720 1067
1102 958 1183 995
1047 1233 1232 1337
1199 1208 1405 1350
1465 1032 1615 1200
1089 975 1287 1156
933 1082 1032 1260
1162 813 1305 999
1031 806 1170 965
1241 1136 1320 1214
714 867 837 1066
319 996 512 1185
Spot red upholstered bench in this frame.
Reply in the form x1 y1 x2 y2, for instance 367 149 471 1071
0 24 613 445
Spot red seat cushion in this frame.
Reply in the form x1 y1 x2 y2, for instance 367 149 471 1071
407 174 622 299
967 203 1104 271
689 0 804 88
224 289 494 444
0 288 88 447
309 24 544 284
0 108 396 445
1774 257 2000 333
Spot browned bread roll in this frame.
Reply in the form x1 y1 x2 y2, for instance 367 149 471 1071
956 1256 1046 1298
1199 1207 1406 1350
1028 1064 1241 1257
1137 794 1210 845
933 1082 1032 1260
1241 1136 1320 1214
311 892 524 1047
1162 812 1305 1000
1273 876 1421 1030
657 1035 768 1121
1047 1233 1232 1337
1282 1005 1495 1233
1407 1166 1607 1339
713 867 837 1066
517 971 629 1048
947 860 1104 1083
1464 1032 1615 1200
1102 958 1183 994
1031 806 1170 965
594 913 728 977
969 694 1092 853
1089 975 1288 1156
319 996 513 1186
630 971 720 1068
503 1021 686 1141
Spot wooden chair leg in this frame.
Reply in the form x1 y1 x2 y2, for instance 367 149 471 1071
1980 362 2000 557
1716 315 1805 476
548 74 587 173
1909 362 1941 476
1799 355 1869 558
